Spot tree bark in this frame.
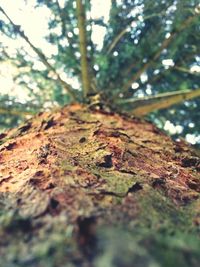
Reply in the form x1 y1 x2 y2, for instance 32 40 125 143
0 105 199 267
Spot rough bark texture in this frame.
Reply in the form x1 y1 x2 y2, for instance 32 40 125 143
0 104 200 267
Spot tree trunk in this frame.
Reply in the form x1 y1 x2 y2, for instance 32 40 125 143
0 105 199 267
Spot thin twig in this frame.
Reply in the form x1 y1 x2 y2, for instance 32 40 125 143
121 9 200 93
107 13 163 55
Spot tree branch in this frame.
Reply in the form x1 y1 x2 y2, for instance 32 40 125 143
0 107 35 117
0 6 77 101
107 13 163 55
121 8 200 93
76 0 91 98
117 88 200 116
174 66 200 76
55 0 67 37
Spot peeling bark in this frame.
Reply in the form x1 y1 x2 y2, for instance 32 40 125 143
0 105 199 267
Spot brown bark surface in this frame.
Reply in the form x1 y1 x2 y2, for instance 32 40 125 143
0 105 199 267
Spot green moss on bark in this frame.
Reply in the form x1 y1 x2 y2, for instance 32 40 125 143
0 106 199 266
